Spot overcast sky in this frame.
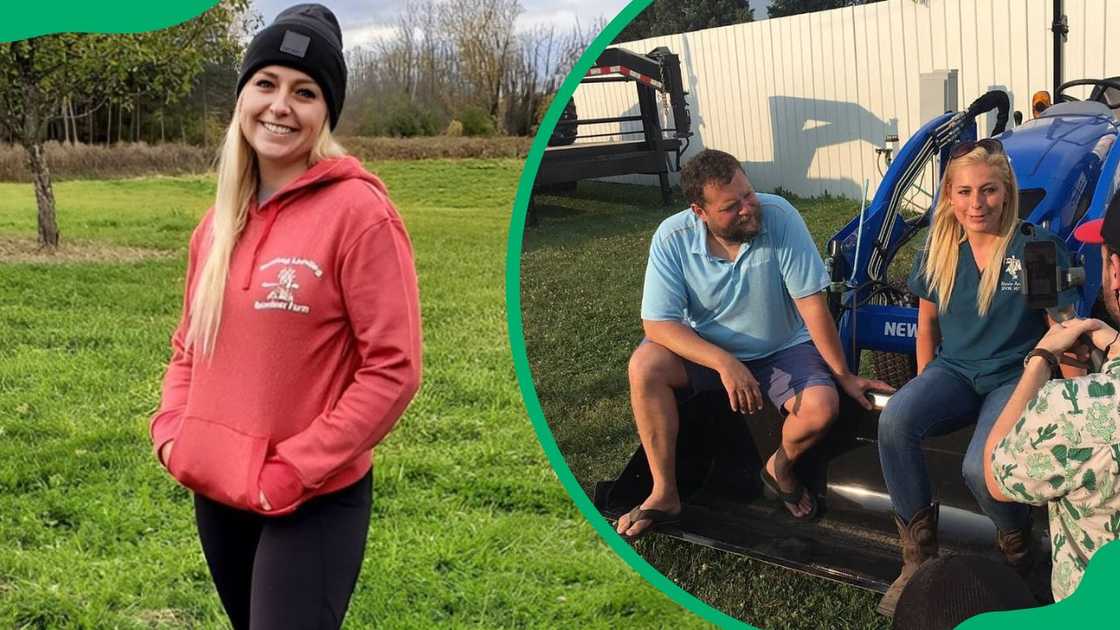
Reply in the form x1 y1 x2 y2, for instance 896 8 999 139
252 1 772 49
252 0 629 49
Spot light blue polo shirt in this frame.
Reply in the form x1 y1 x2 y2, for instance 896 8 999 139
640 193 829 360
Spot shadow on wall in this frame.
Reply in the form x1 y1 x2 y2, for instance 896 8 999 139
601 95 896 201
744 95 897 200
592 89 895 201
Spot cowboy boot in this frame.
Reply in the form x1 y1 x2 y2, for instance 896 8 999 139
996 525 1033 573
878 502 939 618
997 524 1052 603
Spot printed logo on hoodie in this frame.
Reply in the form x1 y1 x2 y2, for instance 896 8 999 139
254 256 323 314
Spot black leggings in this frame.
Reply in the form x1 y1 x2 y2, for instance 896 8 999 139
193 471 372 630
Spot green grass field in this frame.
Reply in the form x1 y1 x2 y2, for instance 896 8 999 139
520 182 921 629
0 160 708 628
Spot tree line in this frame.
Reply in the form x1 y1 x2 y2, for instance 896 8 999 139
0 1 256 151
341 0 601 138
0 0 600 150
0 0 597 248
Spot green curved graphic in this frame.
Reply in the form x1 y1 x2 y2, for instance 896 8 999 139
961 538 1117 629
2 2 218 43
503 1 753 628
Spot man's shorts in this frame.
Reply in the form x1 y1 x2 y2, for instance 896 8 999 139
649 340 836 413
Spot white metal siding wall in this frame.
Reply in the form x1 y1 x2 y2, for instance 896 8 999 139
572 0 1120 198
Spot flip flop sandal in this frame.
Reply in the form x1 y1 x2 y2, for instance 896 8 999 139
759 467 819 522
617 505 681 542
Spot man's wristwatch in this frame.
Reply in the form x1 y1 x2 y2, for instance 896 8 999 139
1024 348 1059 373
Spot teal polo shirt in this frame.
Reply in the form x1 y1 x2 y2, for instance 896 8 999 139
640 194 829 360
908 223 1077 394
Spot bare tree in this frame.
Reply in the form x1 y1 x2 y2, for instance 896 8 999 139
502 18 603 135
442 0 520 117
341 0 599 137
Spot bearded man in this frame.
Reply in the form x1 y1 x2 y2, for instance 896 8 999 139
617 149 890 539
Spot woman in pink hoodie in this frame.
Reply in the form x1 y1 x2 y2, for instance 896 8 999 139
149 5 422 628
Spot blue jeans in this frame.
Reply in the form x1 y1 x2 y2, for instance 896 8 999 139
877 365 1029 531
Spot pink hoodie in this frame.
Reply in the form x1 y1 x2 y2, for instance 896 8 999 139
150 156 422 516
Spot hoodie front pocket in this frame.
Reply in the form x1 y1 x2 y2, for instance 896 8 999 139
167 416 269 511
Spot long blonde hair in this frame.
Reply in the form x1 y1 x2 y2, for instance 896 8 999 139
923 144 1020 316
185 95 347 355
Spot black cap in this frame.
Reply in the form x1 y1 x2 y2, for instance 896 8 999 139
891 555 1038 630
236 4 346 129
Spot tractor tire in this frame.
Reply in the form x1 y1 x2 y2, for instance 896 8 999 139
869 280 919 389
871 351 918 390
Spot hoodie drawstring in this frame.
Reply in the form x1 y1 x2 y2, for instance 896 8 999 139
235 157 381 291
242 205 282 290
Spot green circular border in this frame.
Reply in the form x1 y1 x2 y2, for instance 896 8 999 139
503 1 754 627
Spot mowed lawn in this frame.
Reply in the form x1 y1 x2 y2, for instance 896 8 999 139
0 160 706 628
521 182 901 629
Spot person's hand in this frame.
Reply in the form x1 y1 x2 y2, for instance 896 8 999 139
158 440 174 467
1060 341 1093 372
1035 318 1104 355
258 458 303 512
717 357 764 414
836 373 895 411
1084 320 1120 357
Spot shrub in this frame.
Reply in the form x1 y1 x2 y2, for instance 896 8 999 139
458 106 496 137
445 120 464 137
363 98 442 138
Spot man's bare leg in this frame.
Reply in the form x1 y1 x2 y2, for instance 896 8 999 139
616 342 690 538
764 385 839 518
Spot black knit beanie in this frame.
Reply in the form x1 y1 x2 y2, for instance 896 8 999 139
236 3 347 129
891 555 1039 630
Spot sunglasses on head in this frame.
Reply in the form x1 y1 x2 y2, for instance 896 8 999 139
949 138 1004 160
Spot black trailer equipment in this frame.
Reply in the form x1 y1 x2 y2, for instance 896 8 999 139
535 46 692 204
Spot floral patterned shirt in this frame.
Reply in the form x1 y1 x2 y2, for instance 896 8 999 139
991 358 1120 600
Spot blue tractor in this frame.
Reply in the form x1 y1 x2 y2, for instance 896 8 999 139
828 81 1120 385
596 78 1120 596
